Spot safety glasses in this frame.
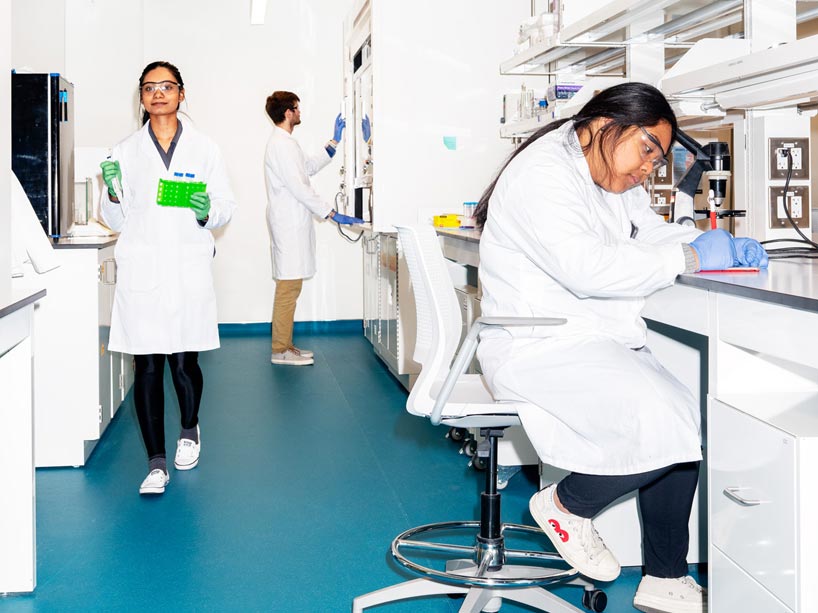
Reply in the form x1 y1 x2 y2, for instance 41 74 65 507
141 81 180 95
638 126 668 170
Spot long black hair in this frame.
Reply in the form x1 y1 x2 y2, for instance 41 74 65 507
139 61 185 125
474 82 677 229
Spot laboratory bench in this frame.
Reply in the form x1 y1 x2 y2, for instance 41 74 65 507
0 287 45 594
435 226 818 613
12 236 134 468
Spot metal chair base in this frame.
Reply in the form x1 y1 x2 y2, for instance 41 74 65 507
352 520 597 612
351 567 593 613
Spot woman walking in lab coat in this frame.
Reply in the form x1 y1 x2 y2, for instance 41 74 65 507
100 61 236 495
475 82 766 613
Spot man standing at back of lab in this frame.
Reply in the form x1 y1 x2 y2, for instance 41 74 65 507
263 91 362 366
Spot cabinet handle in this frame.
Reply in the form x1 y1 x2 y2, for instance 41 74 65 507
99 258 117 285
723 487 764 507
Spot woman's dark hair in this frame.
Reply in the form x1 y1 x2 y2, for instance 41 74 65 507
265 91 300 124
139 61 184 125
474 82 678 229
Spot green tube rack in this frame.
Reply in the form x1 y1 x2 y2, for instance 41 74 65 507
156 178 207 208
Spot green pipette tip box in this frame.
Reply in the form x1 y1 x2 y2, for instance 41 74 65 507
156 179 207 208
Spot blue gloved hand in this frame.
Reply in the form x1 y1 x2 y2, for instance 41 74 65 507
689 229 737 271
733 237 769 268
331 210 364 225
362 114 371 143
333 113 345 142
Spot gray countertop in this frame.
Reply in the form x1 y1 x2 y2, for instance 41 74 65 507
435 227 818 313
0 288 47 320
678 259 818 312
52 236 117 249
436 227 481 243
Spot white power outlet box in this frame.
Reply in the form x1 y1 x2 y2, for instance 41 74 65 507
776 194 802 218
769 185 810 228
769 137 810 180
776 147 803 170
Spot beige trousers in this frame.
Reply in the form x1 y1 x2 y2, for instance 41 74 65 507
272 278 303 353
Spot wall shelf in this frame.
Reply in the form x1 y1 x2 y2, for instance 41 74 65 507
500 0 742 77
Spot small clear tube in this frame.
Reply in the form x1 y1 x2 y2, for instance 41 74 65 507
106 153 124 201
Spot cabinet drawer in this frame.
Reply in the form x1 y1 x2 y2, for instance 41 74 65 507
718 294 818 370
709 399 797 609
710 546 793 613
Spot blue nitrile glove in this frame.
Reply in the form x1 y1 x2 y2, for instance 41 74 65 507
99 160 122 198
362 114 371 143
333 113 345 142
733 237 769 268
189 192 211 221
689 229 737 271
331 210 364 225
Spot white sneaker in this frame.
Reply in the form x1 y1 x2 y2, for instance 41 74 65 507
139 469 169 495
290 346 313 358
271 349 314 366
529 484 621 582
174 426 200 470
633 575 707 613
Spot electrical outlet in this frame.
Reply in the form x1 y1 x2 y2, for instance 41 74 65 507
769 137 810 180
652 151 673 186
769 185 810 228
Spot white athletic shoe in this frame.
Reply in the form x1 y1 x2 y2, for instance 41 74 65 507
271 349 314 366
633 575 707 613
529 484 621 582
139 469 169 495
174 426 200 471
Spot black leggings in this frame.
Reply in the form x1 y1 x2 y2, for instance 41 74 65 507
133 352 203 460
556 461 700 578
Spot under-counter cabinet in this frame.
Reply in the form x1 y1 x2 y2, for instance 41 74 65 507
362 231 417 387
0 293 42 594
29 238 134 467
709 396 818 613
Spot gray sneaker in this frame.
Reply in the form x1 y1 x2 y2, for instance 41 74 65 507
289 346 313 359
271 348 314 366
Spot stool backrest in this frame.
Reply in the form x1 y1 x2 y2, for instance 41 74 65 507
396 225 464 417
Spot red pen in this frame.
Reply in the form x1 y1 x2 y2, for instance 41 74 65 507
697 267 760 274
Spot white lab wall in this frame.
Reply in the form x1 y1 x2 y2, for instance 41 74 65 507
12 0 361 324
11 0 64 74
1 0 10 303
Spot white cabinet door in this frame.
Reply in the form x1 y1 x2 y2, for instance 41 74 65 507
95 247 116 435
710 399 797 610
710 546 793 613
0 318 35 593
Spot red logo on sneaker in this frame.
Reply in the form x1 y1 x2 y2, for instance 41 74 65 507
548 518 569 542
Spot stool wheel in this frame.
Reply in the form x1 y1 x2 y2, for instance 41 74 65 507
582 588 607 612
470 454 487 471
447 427 468 443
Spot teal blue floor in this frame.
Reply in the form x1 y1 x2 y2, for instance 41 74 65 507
3 326 703 612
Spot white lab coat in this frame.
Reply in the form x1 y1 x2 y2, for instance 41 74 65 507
264 126 334 280
100 118 236 355
477 121 703 476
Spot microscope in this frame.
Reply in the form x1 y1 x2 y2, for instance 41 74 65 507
671 129 741 227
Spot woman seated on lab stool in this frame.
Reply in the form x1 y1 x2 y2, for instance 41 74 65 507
474 82 767 613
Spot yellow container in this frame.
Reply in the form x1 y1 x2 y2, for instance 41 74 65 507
433 214 461 228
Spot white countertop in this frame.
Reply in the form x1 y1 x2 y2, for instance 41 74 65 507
435 227 818 313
